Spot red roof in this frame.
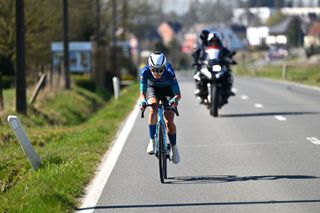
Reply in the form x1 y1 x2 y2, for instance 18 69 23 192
308 21 320 36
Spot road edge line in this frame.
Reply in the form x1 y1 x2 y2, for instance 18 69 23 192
77 100 140 212
258 77 320 92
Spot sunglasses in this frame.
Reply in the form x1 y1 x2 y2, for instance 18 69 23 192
150 67 165 74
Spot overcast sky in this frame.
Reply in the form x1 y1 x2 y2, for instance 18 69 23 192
162 0 191 15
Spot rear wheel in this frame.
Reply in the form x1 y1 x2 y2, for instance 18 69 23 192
158 123 167 183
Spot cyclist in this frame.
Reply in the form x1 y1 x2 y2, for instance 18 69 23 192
139 51 181 164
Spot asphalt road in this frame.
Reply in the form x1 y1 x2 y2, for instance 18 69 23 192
82 72 320 213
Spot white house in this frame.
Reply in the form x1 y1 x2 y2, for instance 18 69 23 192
247 26 269 47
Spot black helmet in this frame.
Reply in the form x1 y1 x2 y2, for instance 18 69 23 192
200 29 209 40
199 29 210 44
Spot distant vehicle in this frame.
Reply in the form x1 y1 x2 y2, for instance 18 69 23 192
265 46 288 61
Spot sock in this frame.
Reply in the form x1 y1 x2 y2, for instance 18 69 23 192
168 133 176 146
149 124 156 140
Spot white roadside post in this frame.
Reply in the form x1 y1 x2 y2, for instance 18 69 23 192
7 115 41 170
282 63 287 79
112 77 120 100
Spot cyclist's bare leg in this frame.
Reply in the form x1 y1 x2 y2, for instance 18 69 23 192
148 97 158 125
164 111 176 134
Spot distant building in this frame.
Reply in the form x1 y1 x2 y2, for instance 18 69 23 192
51 42 92 73
157 21 183 46
266 17 294 45
247 26 269 47
230 24 247 46
281 7 320 17
138 26 162 51
218 27 246 51
181 33 197 54
233 7 320 26
233 7 274 25
304 20 320 56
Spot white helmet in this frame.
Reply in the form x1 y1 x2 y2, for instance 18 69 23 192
207 31 222 43
148 51 167 73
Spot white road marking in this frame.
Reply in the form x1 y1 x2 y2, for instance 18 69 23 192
241 95 248 100
306 137 320 145
216 141 299 146
181 144 209 148
275 115 287 121
254 103 264 108
181 141 299 147
78 102 140 212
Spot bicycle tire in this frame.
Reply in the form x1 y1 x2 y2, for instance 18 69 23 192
158 123 167 183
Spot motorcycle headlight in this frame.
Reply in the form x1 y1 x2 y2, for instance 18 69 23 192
212 65 222 72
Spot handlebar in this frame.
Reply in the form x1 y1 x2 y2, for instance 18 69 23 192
141 103 179 118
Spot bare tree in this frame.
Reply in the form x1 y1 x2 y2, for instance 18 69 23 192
0 72 4 111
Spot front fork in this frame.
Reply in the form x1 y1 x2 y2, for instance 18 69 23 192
155 119 170 158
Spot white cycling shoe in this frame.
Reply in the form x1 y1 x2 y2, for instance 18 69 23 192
171 145 180 164
146 139 155 155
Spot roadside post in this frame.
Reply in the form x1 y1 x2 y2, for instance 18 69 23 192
113 77 120 99
282 63 287 79
7 115 41 170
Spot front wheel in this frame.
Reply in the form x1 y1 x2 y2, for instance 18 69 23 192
157 123 167 183
210 85 219 117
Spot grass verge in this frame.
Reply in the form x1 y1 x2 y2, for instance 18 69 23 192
0 82 139 212
234 50 320 87
235 63 320 87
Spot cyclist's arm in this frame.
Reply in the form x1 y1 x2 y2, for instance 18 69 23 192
139 68 148 101
172 93 181 102
140 93 147 102
166 65 181 102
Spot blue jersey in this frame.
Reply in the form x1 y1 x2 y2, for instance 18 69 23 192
140 63 180 95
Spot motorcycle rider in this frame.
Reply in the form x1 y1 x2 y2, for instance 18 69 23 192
194 31 236 103
192 29 210 71
192 29 210 103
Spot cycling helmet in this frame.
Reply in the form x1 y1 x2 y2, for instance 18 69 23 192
148 51 167 74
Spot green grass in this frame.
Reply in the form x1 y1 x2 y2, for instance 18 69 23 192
0 80 139 212
234 62 320 87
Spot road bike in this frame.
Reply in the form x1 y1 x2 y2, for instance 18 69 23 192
141 98 179 183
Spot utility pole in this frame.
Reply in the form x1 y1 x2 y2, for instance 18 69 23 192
121 0 128 41
15 0 27 115
95 0 100 45
112 0 118 78
62 0 70 89
92 0 104 88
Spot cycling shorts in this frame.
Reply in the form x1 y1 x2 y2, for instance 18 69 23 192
147 85 174 101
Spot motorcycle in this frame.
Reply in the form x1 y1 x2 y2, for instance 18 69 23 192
194 48 236 117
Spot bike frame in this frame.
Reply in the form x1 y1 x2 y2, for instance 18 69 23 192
141 99 179 183
154 102 168 158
